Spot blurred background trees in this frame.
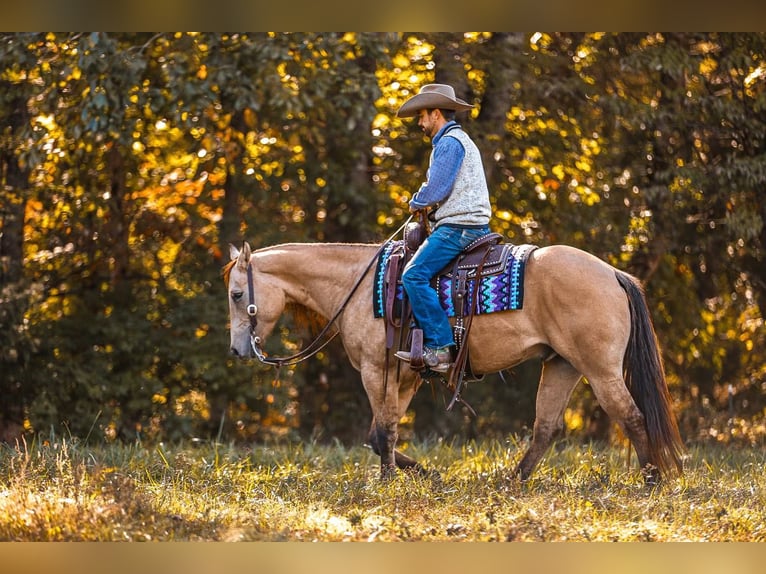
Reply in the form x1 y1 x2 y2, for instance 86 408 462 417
1 32 764 446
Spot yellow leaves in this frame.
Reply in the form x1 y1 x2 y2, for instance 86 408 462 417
523 146 542 161
392 53 411 69
243 108 256 129
260 160 281 177
564 408 584 431
152 393 168 405
35 114 56 130
744 65 765 88
197 65 207 80
529 32 552 51
699 57 717 77
25 199 44 219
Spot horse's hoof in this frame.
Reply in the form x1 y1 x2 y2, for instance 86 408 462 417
641 464 661 488
379 464 397 480
425 468 443 485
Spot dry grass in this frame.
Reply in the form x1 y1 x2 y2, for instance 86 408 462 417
1 435 764 541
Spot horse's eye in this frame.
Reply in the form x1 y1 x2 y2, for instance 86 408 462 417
231 290 243 302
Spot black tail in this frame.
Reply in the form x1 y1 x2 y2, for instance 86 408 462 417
616 271 684 476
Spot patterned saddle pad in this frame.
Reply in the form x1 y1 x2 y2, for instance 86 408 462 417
373 240 537 319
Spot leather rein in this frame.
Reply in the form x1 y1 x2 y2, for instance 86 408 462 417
245 215 414 368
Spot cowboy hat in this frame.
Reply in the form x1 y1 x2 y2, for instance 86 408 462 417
396 84 474 118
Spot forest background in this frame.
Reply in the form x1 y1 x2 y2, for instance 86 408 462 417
1 32 764 449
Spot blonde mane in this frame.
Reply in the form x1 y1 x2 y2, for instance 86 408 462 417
222 259 235 288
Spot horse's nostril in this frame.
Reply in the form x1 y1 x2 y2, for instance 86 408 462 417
230 347 240 357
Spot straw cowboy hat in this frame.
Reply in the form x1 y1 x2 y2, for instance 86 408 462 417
396 83 474 118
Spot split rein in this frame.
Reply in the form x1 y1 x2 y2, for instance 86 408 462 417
245 215 415 369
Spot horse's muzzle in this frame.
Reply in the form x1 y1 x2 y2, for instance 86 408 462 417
230 345 253 358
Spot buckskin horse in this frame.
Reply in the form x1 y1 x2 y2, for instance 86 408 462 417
224 232 684 485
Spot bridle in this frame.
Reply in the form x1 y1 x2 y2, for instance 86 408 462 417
244 258 344 366
243 215 414 368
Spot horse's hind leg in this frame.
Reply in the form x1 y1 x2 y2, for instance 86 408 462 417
586 376 655 482
514 356 581 481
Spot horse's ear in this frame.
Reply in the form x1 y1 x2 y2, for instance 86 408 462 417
229 244 240 261
235 241 252 271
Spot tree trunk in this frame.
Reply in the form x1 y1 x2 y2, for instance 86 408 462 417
0 87 29 285
106 145 131 289
0 85 30 437
473 33 526 186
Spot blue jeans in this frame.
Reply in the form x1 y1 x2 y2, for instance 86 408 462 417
402 224 490 349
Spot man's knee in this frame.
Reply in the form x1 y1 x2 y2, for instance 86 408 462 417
402 264 426 288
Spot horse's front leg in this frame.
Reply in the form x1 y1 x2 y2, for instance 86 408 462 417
368 418 429 478
362 365 427 478
367 419 399 478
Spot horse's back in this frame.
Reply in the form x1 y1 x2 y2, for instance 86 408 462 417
469 244 630 374
528 244 631 369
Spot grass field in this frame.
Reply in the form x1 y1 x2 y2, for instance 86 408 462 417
1 434 764 542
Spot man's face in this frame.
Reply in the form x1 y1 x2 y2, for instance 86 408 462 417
416 108 440 138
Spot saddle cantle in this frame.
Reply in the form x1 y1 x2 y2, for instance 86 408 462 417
438 232 504 278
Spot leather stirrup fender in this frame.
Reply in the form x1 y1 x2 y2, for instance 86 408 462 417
384 251 402 348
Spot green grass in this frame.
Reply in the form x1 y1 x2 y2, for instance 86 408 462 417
1 435 764 541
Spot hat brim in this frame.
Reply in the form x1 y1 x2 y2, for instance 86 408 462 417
397 93 474 118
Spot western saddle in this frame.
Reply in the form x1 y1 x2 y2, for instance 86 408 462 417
382 219 504 412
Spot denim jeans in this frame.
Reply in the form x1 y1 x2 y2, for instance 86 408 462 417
402 224 491 349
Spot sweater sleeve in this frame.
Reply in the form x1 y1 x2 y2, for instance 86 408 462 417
410 136 465 209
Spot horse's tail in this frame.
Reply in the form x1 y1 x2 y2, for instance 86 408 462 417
616 270 684 476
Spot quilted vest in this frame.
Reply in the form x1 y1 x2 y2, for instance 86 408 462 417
431 127 491 228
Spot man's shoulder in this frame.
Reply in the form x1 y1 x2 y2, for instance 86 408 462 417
443 128 480 152
440 128 468 147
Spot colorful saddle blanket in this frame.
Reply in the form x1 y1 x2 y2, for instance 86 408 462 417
373 240 537 319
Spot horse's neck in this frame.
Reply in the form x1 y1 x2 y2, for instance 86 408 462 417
254 243 378 318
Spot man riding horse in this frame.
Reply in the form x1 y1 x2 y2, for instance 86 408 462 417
394 84 493 373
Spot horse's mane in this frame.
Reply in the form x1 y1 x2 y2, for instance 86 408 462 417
222 259 235 288
285 302 329 337
222 259 328 336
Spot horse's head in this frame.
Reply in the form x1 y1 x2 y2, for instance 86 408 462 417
225 242 284 358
